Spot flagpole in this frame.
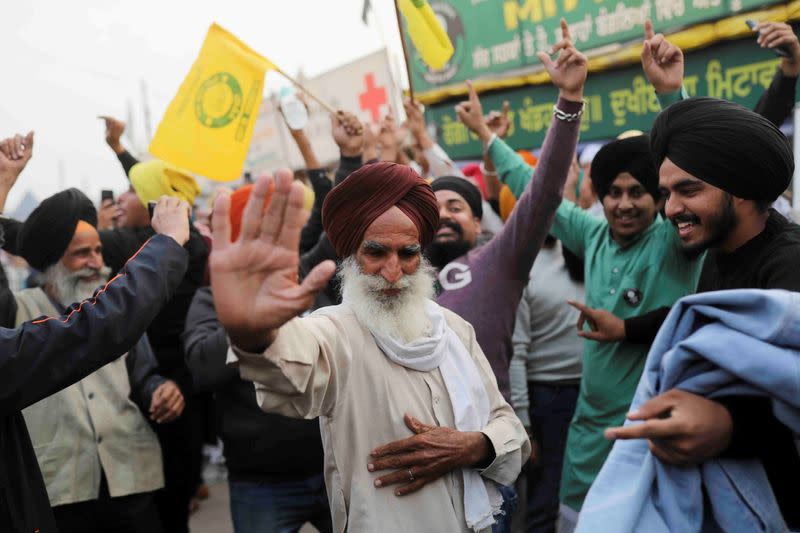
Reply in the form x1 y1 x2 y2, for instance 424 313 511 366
274 67 337 115
393 0 415 103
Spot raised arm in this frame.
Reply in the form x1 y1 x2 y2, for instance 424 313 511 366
0 197 190 416
100 116 139 177
753 22 800 126
457 19 588 281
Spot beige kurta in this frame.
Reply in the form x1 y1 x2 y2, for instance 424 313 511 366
16 287 164 506
230 302 530 533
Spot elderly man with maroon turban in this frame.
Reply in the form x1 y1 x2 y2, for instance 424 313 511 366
207 20 589 533
210 163 528 532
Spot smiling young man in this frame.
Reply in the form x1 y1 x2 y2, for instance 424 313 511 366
603 96 800 530
476 131 705 521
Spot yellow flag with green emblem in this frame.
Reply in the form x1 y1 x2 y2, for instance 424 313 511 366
398 0 454 70
149 23 275 182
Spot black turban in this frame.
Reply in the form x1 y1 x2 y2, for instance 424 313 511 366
17 188 97 271
322 162 439 258
591 135 659 201
431 176 483 219
651 97 793 202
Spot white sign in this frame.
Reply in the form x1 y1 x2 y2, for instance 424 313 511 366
246 48 399 174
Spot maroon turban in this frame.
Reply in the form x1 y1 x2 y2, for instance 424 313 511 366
322 162 439 258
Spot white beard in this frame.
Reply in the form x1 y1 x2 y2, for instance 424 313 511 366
338 256 436 343
43 261 111 306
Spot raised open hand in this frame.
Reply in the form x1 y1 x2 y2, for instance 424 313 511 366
455 80 492 142
641 19 684 93
210 170 336 352
538 19 587 101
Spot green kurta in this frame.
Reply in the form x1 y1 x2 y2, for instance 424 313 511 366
489 138 704 511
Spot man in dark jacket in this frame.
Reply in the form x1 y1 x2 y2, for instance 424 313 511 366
183 287 332 533
0 164 190 533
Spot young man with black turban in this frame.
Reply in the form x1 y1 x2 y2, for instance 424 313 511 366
475 125 706 520
605 96 800 530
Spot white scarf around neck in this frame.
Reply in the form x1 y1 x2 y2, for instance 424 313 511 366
368 300 502 531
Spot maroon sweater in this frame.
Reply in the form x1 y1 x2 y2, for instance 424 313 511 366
436 98 582 399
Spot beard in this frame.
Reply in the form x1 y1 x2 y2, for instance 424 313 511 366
43 262 111 306
676 193 738 259
338 256 436 343
424 220 473 269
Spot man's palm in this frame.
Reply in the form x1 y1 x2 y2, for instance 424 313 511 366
210 171 336 351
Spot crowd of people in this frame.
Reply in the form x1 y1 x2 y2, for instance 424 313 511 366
0 16 799 533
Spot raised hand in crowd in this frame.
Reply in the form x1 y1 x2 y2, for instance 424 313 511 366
486 100 512 139
377 111 399 162
404 98 434 150
332 110 365 158
641 19 683 93
99 115 126 155
455 80 492 143
149 379 185 424
538 18 588 101
755 21 800 77
0 131 34 211
150 195 191 246
210 171 337 352
568 301 625 342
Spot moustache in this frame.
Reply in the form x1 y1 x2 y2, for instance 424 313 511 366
437 220 464 236
671 214 701 225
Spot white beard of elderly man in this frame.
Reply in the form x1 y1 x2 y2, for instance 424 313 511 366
210 165 530 533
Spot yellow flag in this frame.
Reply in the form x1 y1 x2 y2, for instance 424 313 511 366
398 0 454 70
149 23 275 182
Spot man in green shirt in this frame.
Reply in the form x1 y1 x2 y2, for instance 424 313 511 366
483 128 704 518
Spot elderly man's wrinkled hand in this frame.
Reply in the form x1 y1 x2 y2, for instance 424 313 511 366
605 389 733 466
368 414 490 497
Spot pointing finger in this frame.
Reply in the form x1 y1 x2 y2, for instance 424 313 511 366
560 18 571 42
644 19 654 41
466 80 479 105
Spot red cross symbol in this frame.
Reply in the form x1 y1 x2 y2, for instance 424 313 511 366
359 73 387 122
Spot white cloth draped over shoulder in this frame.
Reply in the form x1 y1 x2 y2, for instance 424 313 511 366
228 300 529 533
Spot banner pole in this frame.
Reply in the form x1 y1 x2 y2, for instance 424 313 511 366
393 0 415 102
274 67 337 115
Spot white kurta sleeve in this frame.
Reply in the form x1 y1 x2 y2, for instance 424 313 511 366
229 312 351 420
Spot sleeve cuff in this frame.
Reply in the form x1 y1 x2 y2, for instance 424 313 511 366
655 86 687 110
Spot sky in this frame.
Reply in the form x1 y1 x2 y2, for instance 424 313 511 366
0 0 405 214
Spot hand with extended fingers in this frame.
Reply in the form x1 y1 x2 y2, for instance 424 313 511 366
538 19 588 102
368 414 490 497
209 170 337 352
641 19 684 93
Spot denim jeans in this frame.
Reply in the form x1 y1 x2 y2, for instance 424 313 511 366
491 484 518 533
229 472 332 533
525 382 579 533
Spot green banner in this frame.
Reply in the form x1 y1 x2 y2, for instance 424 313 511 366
425 37 784 159
406 0 778 93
